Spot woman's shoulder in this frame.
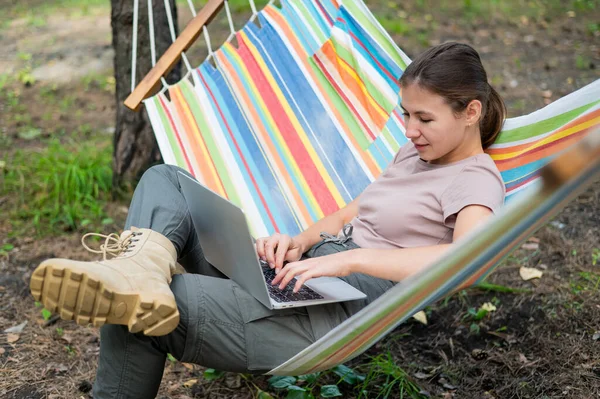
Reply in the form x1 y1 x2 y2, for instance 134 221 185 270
449 153 506 203
392 142 418 164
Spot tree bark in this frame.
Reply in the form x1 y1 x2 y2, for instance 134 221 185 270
110 0 180 188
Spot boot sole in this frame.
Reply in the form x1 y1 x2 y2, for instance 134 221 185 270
30 263 180 336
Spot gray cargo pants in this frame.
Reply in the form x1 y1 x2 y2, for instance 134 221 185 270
93 164 395 399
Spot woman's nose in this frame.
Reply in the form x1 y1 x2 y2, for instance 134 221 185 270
404 121 420 139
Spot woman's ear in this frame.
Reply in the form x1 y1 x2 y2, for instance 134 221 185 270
465 99 482 126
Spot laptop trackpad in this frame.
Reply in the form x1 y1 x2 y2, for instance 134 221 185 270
305 277 365 300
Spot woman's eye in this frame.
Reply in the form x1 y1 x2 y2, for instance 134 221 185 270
402 112 410 118
420 119 432 123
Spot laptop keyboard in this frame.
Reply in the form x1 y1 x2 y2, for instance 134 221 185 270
260 262 324 303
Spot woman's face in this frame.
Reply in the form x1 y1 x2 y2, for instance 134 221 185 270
400 83 481 164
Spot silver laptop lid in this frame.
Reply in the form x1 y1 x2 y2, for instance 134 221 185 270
178 172 273 308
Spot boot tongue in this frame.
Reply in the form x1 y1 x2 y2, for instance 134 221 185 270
120 230 134 241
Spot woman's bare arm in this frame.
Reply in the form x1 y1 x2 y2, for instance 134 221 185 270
292 196 361 253
351 205 494 281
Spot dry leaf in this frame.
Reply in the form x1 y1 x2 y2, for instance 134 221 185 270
521 242 539 251
183 379 198 388
520 266 543 281
481 302 497 312
518 353 528 363
412 310 428 325
60 334 73 344
182 362 195 371
414 371 432 380
4 321 27 334
7 334 20 343
0 347 5 355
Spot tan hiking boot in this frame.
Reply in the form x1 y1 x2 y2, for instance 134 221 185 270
30 227 180 336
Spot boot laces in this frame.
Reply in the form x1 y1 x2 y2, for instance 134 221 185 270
81 230 142 261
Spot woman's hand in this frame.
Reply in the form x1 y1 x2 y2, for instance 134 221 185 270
255 233 304 273
271 251 356 293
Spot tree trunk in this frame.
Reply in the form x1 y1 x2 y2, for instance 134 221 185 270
110 0 180 189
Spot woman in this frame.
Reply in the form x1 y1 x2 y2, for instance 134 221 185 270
30 42 506 398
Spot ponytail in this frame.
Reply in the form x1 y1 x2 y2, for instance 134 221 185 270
480 85 506 149
399 42 507 150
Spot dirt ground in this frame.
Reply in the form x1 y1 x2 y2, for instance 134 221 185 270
1 1 599 398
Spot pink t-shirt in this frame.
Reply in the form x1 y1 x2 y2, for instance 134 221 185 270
349 143 505 249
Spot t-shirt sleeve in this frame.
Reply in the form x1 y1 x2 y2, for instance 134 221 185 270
440 162 505 228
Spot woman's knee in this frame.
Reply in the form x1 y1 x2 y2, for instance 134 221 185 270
143 164 191 186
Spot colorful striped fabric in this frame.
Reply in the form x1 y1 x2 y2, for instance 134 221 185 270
141 0 600 374
145 0 599 240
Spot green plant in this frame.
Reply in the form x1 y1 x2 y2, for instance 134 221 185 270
592 248 599 266
377 17 409 35
575 54 590 70
65 345 76 356
81 74 116 94
265 364 367 398
0 244 14 257
41 308 52 321
357 353 424 398
572 271 600 293
587 23 600 35
3 138 114 235
474 282 531 294
55 327 64 336
203 368 225 380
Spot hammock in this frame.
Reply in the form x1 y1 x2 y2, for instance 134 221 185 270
125 0 600 375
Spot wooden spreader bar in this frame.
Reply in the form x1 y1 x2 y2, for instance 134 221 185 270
125 0 225 111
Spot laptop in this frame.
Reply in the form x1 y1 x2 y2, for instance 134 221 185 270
178 172 366 309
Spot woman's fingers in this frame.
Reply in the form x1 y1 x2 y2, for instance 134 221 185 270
271 261 294 285
255 237 266 259
275 261 312 290
264 234 281 267
274 235 290 271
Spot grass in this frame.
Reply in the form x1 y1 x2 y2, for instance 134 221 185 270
357 353 425 398
2 137 114 237
404 0 597 22
0 0 108 29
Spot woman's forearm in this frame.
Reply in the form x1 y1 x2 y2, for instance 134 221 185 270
351 245 452 281
292 197 361 254
293 211 347 253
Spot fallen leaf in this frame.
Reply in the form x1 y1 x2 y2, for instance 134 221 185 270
4 321 27 334
182 362 195 371
592 331 600 341
481 302 497 312
412 310 428 325
520 267 543 281
541 90 552 98
521 242 539 251
528 237 540 243
518 353 528 363
183 379 198 388
6 334 19 343
0 348 5 355
60 334 73 344
414 371 431 380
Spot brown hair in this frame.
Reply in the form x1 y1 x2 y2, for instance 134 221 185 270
399 42 506 149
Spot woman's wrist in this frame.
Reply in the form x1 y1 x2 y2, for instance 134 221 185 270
348 248 367 275
293 234 311 254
